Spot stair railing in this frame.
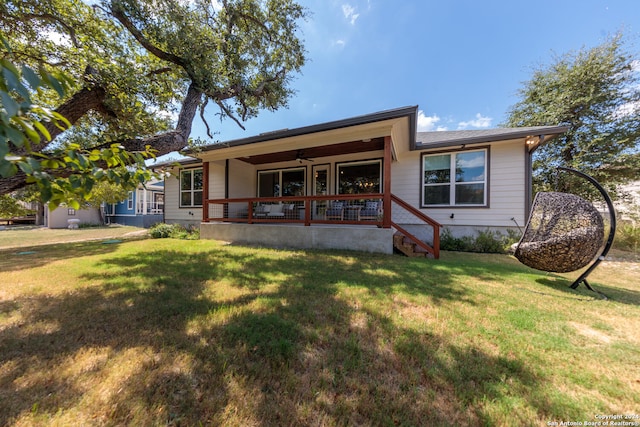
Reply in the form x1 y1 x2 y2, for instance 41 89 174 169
390 194 441 259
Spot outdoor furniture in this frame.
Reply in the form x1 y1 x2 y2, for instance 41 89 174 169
359 200 382 220
254 204 269 218
514 191 604 272
513 167 616 295
344 205 362 221
325 201 344 220
266 204 285 218
67 219 80 229
253 203 295 219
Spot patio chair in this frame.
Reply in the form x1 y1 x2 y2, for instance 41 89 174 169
266 204 285 218
513 167 616 295
253 204 269 218
359 200 382 220
325 201 344 220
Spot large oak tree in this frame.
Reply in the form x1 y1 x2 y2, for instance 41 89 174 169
504 34 640 195
0 0 307 201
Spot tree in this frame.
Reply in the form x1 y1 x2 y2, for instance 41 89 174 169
504 34 640 194
85 181 130 224
1 48 155 209
0 0 307 201
0 193 32 219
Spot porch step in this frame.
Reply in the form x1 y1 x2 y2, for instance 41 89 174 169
393 232 432 258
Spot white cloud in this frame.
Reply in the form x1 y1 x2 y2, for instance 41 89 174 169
457 113 492 130
458 157 486 169
417 110 447 132
342 4 360 25
333 39 346 48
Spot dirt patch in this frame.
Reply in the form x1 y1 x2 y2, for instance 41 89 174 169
569 322 612 344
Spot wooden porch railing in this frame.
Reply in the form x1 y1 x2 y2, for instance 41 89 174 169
204 194 385 226
203 193 441 258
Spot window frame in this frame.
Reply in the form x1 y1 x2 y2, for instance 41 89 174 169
421 147 489 208
127 191 134 210
256 166 307 198
335 159 383 195
179 168 203 208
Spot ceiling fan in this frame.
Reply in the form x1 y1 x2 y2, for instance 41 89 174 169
295 149 314 163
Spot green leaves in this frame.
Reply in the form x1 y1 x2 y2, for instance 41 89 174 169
1 40 158 207
504 34 640 193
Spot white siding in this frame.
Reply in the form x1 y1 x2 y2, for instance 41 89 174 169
209 161 226 199
391 140 526 228
228 159 255 198
163 166 201 225
46 207 102 228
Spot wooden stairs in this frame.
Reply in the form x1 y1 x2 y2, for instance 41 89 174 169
393 232 434 258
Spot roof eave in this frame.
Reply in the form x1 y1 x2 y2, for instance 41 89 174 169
192 105 419 155
415 125 570 151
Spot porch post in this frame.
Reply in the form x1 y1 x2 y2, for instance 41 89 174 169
202 161 210 222
142 188 148 215
383 136 392 228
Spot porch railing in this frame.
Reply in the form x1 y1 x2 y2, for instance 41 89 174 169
204 193 441 258
205 194 384 226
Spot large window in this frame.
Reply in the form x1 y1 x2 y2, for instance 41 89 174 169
336 160 382 194
422 149 487 206
257 168 306 197
180 168 203 207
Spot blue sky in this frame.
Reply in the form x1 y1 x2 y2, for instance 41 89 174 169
190 0 640 144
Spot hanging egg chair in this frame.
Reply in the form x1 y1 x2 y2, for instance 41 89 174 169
513 167 616 293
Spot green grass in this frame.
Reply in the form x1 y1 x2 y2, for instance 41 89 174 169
0 239 638 426
0 224 146 249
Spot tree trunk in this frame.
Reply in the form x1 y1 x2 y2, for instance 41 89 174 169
1 84 203 195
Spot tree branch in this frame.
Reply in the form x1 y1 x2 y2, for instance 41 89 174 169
108 2 186 68
216 100 245 130
20 12 81 48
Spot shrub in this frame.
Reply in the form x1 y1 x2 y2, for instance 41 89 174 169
149 223 199 240
613 221 639 253
440 228 520 254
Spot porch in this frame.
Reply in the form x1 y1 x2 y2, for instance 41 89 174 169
202 193 441 258
191 107 440 257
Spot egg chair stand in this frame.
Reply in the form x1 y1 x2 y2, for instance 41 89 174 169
514 167 616 296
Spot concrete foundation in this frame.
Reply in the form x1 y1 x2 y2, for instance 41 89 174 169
200 222 395 254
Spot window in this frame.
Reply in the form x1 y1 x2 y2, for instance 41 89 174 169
67 208 76 216
336 160 382 194
127 191 134 210
257 168 306 197
422 149 487 206
180 168 203 207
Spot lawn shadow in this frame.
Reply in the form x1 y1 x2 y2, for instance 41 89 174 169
0 240 127 272
0 243 584 425
535 276 640 305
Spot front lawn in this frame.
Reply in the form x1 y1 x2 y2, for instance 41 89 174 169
0 239 638 426
0 225 146 249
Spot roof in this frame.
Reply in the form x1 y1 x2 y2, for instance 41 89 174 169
194 105 419 154
150 157 202 169
416 126 569 150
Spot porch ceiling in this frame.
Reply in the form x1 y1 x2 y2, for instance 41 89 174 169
236 137 385 165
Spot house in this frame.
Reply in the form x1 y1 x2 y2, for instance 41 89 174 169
615 180 640 221
104 180 165 228
161 106 567 257
44 204 101 228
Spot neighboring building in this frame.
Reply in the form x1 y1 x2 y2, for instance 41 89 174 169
616 180 640 221
45 205 101 229
160 106 567 256
104 180 165 228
